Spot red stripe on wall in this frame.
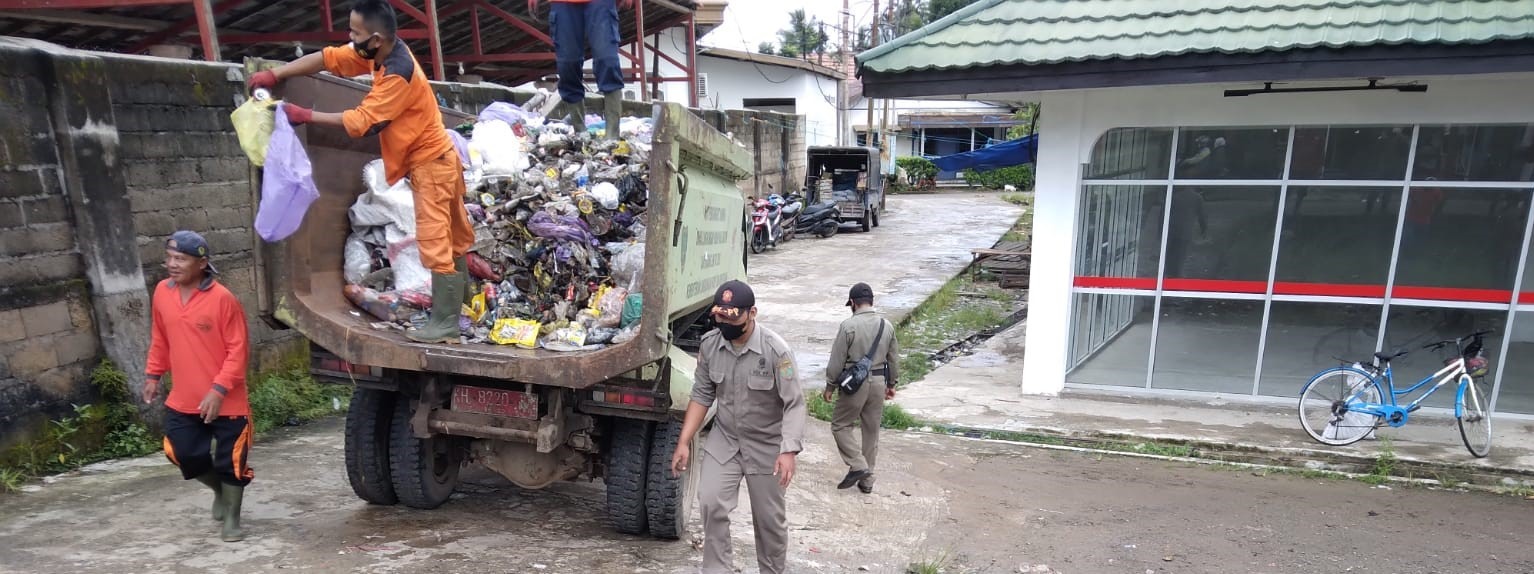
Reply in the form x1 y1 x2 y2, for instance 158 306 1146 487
1162 278 1268 294
1391 286 1515 304
1073 276 1156 289
1272 282 1388 298
1521 292 1534 305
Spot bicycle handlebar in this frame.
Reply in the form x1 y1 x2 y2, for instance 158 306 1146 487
1421 329 1497 351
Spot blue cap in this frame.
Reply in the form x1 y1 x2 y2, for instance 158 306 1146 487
167 230 220 276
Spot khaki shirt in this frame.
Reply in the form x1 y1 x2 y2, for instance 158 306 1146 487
826 308 899 387
691 324 807 475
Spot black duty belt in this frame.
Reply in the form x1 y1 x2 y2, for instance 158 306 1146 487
871 367 889 378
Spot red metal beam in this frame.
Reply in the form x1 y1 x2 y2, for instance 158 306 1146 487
645 37 686 71
469 4 481 55
437 0 473 17
125 0 245 53
386 0 427 25
5 0 184 8
442 52 556 63
220 28 429 44
192 0 221 61
476 0 552 46
633 0 646 101
425 0 444 80
320 0 332 31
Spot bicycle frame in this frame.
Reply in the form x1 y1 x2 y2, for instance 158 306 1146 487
1347 358 1469 427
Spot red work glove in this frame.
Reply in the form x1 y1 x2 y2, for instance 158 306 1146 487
247 69 278 92
283 103 313 126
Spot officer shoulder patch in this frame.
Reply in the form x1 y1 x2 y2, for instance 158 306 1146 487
778 358 795 382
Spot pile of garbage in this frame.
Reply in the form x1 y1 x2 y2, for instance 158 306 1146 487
342 95 656 350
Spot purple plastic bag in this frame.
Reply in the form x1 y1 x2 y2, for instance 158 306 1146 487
527 211 597 245
478 101 536 126
446 128 470 166
255 103 319 242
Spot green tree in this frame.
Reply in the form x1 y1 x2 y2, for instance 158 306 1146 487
776 9 828 60
1006 102 1040 139
757 42 777 56
928 0 980 21
892 0 928 36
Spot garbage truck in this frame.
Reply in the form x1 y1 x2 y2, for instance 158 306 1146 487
252 72 751 539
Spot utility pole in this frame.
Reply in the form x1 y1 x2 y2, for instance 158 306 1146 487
879 2 893 173
840 0 851 145
865 0 879 150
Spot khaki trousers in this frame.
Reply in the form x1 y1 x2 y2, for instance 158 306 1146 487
831 378 884 487
697 451 788 574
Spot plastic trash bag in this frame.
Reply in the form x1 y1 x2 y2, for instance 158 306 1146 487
489 317 540 348
527 211 597 244
446 128 470 167
596 287 627 328
350 160 417 234
344 232 371 285
470 120 529 177
387 238 432 293
621 293 642 328
255 103 319 242
479 101 537 126
231 96 276 166
586 327 620 345
591 181 621 210
611 324 640 345
611 242 645 290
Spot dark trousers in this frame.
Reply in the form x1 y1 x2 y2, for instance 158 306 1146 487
550 0 624 103
163 410 255 486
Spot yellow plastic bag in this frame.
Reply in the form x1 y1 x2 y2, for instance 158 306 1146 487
489 318 540 348
231 96 276 166
462 293 488 323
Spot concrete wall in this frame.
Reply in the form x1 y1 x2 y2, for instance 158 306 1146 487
1023 73 1534 396
693 55 837 148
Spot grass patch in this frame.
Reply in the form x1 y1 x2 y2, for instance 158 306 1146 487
248 363 351 434
1360 438 1397 486
806 392 922 432
907 548 957 574
895 276 1020 385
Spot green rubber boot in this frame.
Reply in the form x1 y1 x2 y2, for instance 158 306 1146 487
602 92 622 141
560 101 587 134
454 256 474 305
406 271 464 344
195 474 225 521
220 482 245 542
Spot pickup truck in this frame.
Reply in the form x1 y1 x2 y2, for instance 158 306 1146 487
255 72 750 539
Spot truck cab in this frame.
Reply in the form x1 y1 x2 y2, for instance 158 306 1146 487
255 71 751 539
804 146 885 232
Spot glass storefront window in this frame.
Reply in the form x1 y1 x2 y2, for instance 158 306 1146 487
1163 186 1280 284
1495 311 1534 414
1151 298 1264 393
1274 187 1400 291
1414 124 1534 182
1259 302 1383 397
1085 128 1174 180
1290 126 1413 180
1392 187 1529 294
1174 127 1289 180
1075 185 1165 281
1067 292 1155 387
1378 306 1506 409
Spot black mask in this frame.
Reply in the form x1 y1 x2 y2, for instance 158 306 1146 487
716 320 747 341
353 35 380 59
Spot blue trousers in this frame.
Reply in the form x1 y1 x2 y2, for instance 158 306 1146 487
550 0 624 104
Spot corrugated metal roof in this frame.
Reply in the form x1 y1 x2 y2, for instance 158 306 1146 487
858 0 1534 74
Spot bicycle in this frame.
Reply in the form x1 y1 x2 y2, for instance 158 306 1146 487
1297 329 1495 457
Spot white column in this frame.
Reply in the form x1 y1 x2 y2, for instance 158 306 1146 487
1021 92 1087 395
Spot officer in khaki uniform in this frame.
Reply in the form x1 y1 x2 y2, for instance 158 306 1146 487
671 280 807 574
824 283 898 493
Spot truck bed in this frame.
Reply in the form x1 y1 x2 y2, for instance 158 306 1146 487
261 73 752 388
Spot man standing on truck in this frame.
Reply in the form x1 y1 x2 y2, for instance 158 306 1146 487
671 280 806 574
143 230 253 543
528 0 629 137
246 0 473 344
823 282 898 494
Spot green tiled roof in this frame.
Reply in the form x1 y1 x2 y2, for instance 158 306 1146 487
858 0 1534 74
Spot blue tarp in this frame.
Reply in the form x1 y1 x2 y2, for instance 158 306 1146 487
931 134 1038 172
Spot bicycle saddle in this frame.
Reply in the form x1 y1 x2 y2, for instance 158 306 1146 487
1374 350 1407 363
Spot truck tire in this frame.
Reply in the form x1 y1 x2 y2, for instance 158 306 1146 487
389 394 461 509
861 210 872 232
344 387 398 505
606 418 653 535
872 209 881 228
646 419 699 539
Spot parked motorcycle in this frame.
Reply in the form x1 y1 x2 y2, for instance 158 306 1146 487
750 196 788 254
792 192 841 238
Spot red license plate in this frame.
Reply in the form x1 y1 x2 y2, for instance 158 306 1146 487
451 385 538 419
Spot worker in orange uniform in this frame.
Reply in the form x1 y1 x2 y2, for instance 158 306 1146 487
530 0 631 137
144 230 253 543
247 0 471 343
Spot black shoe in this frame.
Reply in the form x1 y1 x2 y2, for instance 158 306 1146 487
837 469 871 490
858 483 873 494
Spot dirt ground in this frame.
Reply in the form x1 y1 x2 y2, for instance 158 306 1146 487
3 417 1532 574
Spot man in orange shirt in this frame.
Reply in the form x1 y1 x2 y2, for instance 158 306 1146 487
144 231 253 543
247 0 471 343
530 0 631 136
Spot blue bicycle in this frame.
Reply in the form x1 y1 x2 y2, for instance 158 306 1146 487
1297 330 1494 457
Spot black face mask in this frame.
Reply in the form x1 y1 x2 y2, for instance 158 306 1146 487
353 35 380 60
716 320 748 341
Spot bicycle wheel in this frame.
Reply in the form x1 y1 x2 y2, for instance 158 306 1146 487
1298 368 1383 446
1457 375 1492 458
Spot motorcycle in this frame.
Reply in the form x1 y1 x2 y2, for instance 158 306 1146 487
750 196 788 254
792 192 841 238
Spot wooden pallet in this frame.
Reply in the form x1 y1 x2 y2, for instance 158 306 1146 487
970 241 1031 288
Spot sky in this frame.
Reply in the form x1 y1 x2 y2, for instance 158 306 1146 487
699 0 883 53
